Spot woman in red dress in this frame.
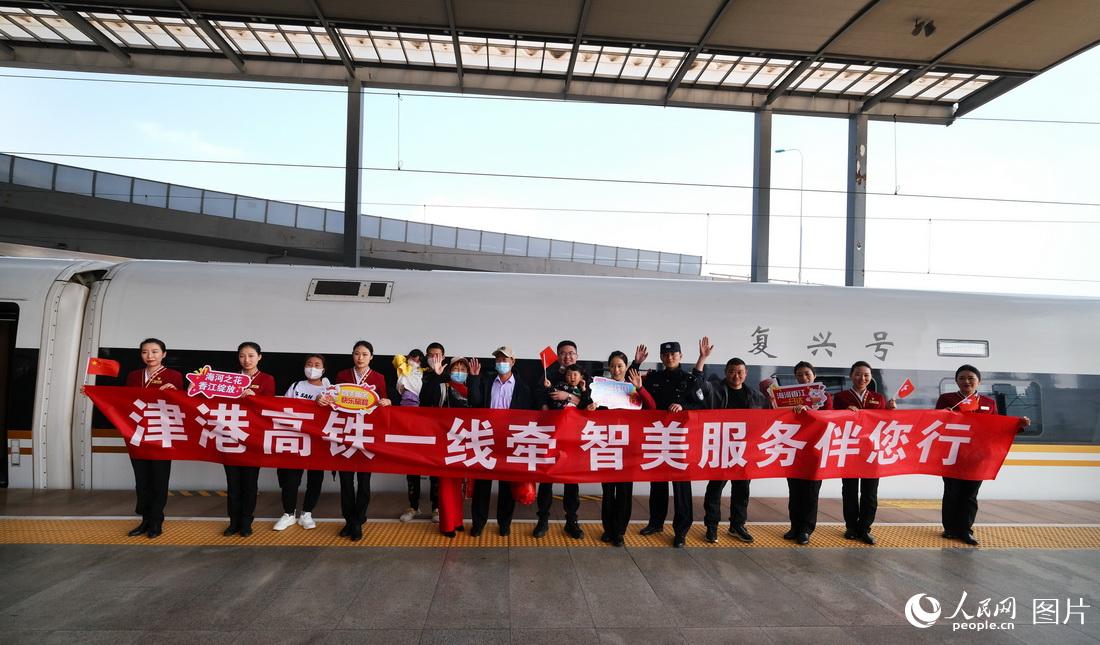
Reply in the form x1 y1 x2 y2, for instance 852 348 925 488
123 337 183 539
223 341 275 538
935 364 1029 545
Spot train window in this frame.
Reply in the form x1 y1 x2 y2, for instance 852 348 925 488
307 280 393 302
937 339 989 358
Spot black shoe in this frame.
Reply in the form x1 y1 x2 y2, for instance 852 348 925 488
339 522 351 537
564 521 584 540
843 529 857 539
499 524 511 537
600 531 612 543
728 525 754 543
705 526 718 543
942 530 957 540
455 525 464 532
146 523 162 539
672 534 686 548
443 531 456 538
859 531 876 545
639 524 663 536
469 524 484 538
128 521 149 537
350 523 363 541
223 523 239 537
963 533 979 546
782 529 797 540
532 519 549 538
239 525 253 538
796 533 810 545
612 535 624 547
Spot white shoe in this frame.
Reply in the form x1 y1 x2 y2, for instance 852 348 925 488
399 507 417 522
273 513 296 531
432 510 440 523
298 512 316 530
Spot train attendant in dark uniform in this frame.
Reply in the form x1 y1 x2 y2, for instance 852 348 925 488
833 360 896 546
224 341 276 538
124 338 183 539
421 356 472 537
638 338 709 548
784 360 833 545
273 354 330 532
467 346 539 537
587 350 657 547
703 357 767 544
936 364 1029 545
325 340 391 542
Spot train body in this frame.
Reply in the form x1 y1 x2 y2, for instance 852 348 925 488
2 257 1098 499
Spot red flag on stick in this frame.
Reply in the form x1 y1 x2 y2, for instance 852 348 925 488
86 357 120 378
895 378 915 399
539 346 558 369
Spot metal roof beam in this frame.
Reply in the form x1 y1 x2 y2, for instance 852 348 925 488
563 0 592 96
176 0 245 73
309 0 356 79
951 76 1029 119
0 40 13 59
48 4 130 64
443 0 463 87
860 0 1035 113
765 0 881 106
665 0 734 100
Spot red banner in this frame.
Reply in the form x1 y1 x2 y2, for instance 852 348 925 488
85 386 1020 482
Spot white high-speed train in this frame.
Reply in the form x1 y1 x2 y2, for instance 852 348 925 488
2 256 1098 500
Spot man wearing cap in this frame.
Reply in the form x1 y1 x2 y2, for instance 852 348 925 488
536 339 587 540
702 357 768 545
467 345 540 537
637 337 711 548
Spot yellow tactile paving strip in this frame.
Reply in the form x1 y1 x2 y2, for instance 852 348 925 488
2 519 1098 549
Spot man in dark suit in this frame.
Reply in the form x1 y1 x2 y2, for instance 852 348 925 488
467 345 540 537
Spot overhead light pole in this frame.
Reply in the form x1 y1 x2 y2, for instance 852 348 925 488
775 148 804 284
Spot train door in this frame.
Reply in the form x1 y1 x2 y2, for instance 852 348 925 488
0 302 17 487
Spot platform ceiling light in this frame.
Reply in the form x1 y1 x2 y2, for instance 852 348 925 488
912 19 936 37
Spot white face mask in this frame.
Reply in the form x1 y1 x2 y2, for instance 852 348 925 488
304 367 324 380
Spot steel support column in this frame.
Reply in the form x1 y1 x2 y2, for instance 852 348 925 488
845 114 868 287
750 110 772 283
343 80 363 268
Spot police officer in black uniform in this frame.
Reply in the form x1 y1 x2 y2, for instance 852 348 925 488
636 338 710 548
702 357 767 544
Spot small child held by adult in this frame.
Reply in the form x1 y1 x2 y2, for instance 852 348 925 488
544 364 591 410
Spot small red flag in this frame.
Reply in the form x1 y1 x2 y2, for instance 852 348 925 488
895 378 915 399
539 346 558 369
957 394 979 412
86 357 120 378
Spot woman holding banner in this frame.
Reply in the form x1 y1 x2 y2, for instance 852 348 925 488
124 338 183 539
273 354 330 532
784 361 831 545
833 361 896 546
936 364 1029 546
421 356 473 537
224 341 276 538
325 340 392 542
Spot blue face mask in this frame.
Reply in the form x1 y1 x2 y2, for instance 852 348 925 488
450 371 468 384
495 362 512 374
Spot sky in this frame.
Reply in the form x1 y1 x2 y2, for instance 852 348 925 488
1 45 1098 297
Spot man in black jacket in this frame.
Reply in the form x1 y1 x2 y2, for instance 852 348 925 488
536 339 586 540
466 345 539 537
638 338 711 548
702 357 767 544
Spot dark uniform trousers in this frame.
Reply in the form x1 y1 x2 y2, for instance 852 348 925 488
787 478 823 535
224 465 260 527
407 475 440 511
841 477 879 532
277 468 324 515
703 479 750 528
339 471 372 524
942 477 982 534
471 480 516 530
601 482 632 538
537 483 580 522
648 481 694 537
131 457 171 524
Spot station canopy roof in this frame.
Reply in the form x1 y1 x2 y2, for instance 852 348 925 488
1 0 1097 124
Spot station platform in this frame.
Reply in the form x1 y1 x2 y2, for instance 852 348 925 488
2 491 1098 644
